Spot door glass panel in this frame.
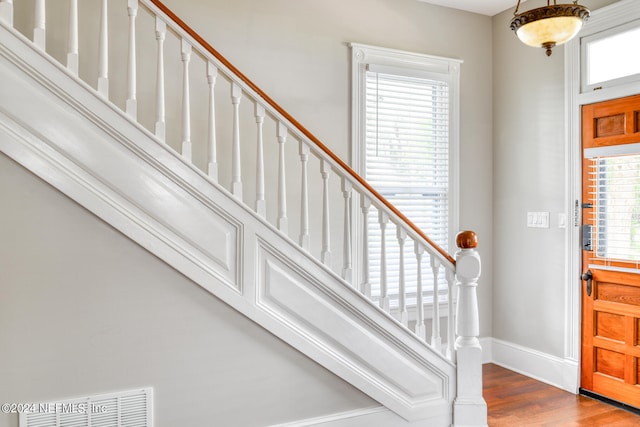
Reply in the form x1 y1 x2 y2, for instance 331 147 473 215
591 154 640 262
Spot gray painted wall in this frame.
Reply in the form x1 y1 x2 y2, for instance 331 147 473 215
159 0 495 339
2 0 496 424
6 0 638 413
0 153 376 426
10 1 494 337
491 0 619 357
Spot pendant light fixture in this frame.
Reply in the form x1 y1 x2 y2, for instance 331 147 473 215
510 0 590 56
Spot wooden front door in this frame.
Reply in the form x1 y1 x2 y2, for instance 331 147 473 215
581 94 640 407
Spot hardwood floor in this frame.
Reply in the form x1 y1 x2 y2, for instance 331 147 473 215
483 364 640 426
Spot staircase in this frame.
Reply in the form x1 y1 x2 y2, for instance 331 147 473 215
0 1 486 425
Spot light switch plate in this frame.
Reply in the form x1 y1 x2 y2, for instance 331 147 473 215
558 213 567 228
527 211 550 228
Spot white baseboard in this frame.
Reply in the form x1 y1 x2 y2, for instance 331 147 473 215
269 406 447 427
269 407 387 427
487 338 579 393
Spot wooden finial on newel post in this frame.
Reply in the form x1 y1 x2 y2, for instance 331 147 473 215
453 230 487 427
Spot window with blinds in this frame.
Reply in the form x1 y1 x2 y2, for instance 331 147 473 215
589 154 640 268
350 44 460 312
365 69 450 307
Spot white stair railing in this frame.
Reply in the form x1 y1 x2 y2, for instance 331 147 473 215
97 0 109 96
0 2 486 423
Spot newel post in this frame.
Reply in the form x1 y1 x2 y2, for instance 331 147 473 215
453 230 487 427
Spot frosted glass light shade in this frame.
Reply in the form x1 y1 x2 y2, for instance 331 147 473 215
517 16 583 47
510 3 590 56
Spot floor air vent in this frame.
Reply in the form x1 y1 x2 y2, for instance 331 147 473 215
18 387 153 427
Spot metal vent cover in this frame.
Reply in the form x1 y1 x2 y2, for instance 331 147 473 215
18 388 153 427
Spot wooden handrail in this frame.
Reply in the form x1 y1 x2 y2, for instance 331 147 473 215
149 0 455 266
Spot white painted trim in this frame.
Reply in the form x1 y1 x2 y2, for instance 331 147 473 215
580 20 640 93
255 237 456 421
564 14 582 381
564 0 640 395
268 405 449 427
588 264 640 274
490 339 578 393
268 406 388 427
584 142 640 158
0 21 456 423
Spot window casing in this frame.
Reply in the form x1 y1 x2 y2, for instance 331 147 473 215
350 43 461 311
581 19 640 93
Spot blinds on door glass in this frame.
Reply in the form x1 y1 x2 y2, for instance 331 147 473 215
589 153 640 268
365 69 450 307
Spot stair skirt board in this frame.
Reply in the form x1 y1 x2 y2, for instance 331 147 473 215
0 22 455 423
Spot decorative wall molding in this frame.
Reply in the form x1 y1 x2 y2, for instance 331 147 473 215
255 237 454 421
0 21 456 424
0 22 244 296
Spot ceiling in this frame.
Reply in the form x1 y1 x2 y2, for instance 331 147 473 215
417 0 521 16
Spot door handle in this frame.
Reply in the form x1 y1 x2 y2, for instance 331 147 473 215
581 269 593 297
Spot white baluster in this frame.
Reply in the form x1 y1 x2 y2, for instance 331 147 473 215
254 104 266 216
342 178 353 283
97 0 108 96
453 231 487 425
321 160 331 266
126 0 138 119
0 0 13 26
431 257 442 353
34 0 46 50
67 0 78 75
379 210 389 312
277 122 288 233
180 39 192 161
397 227 408 326
361 195 371 298
154 17 166 142
207 62 218 181
446 268 456 361
231 82 242 197
299 143 310 250
414 242 426 340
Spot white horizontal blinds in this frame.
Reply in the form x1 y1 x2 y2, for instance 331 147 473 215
589 153 640 267
365 68 449 307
